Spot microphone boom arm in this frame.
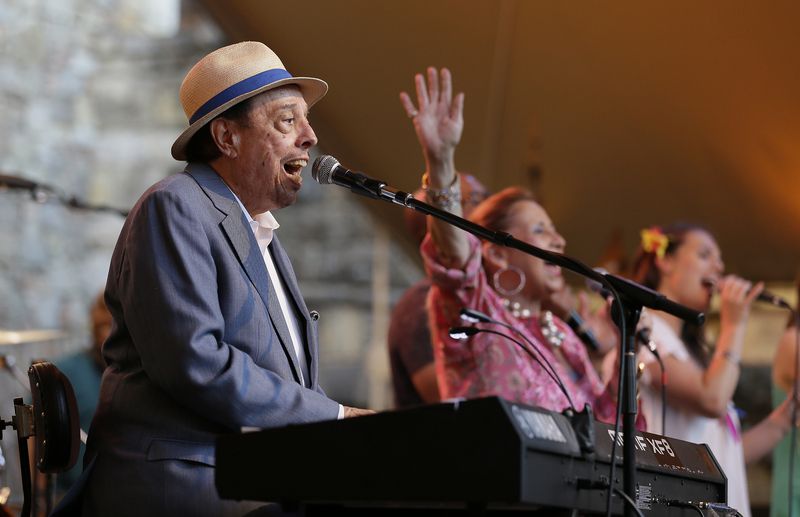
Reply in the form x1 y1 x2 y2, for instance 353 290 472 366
386 190 704 325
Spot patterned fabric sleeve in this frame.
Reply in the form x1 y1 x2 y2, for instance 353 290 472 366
421 232 494 397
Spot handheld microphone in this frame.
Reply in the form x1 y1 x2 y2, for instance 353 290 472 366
755 291 792 310
701 279 793 311
589 268 791 312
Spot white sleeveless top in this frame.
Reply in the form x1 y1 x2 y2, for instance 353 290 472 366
639 314 750 517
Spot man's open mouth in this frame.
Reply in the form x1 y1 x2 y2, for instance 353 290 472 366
283 159 307 175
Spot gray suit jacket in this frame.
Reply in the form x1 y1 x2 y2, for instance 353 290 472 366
81 163 339 516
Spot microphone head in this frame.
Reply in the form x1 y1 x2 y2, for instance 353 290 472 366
449 326 480 340
758 291 793 310
312 155 339 184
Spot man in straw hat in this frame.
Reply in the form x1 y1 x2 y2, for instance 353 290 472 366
75 41 372 517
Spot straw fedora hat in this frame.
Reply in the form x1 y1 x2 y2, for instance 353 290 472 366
171 41 328 160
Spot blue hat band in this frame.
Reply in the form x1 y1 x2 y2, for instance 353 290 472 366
189 68 293 124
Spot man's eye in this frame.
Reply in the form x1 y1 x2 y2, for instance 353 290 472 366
283 117 295 124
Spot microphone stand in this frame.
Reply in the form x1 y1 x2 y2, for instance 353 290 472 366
358 181 704 515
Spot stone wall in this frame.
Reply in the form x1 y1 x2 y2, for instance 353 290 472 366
0 0 421 509
0 0 221 333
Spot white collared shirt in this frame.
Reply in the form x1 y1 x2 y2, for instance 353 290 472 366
228 192 344 420
226 189 344 420
231 199 309 386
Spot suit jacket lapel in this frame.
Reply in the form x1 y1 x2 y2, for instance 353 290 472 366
185 163 305 385
269 237 317 387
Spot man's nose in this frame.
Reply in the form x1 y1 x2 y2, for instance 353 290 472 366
298 119 318 149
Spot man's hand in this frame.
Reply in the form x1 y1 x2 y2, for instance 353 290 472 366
343 406 376 418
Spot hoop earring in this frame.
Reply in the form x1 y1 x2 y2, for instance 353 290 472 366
492 265 526 297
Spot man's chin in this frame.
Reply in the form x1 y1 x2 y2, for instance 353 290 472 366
272 186 301 209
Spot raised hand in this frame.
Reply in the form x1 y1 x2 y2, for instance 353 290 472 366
399 67 464 170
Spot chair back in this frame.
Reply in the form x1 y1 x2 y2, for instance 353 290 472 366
28 361 80 473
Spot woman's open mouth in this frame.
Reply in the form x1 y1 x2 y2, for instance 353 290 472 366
545 261 562 276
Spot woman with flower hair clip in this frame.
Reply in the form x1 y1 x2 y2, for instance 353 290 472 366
631 223 798 517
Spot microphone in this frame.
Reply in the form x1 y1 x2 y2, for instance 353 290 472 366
756 291 792 310
635 327 661 358
448 326 480 340
701 279 793 311
589 268 791 312
565 310 601 353
312 155 387 199
459 308 493 324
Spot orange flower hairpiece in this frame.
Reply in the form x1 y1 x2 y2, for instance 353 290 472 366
640 227 669 259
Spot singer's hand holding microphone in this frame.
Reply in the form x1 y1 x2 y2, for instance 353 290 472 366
712 275 765 328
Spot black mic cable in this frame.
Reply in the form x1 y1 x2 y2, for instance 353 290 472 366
458 307 605 453
448 325 576 411
459 307 632 517
459 308 568 402
636 328 667 436
588 272 668 434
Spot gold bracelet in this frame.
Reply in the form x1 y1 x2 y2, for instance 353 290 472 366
422 172 461 211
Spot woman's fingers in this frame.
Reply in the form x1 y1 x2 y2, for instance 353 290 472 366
415 73 429 109
426 66 439 106
399 91 418 118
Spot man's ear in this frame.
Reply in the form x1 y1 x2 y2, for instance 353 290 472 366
209 118 240 158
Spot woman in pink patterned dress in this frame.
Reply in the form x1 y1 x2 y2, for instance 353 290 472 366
399 67 625 423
